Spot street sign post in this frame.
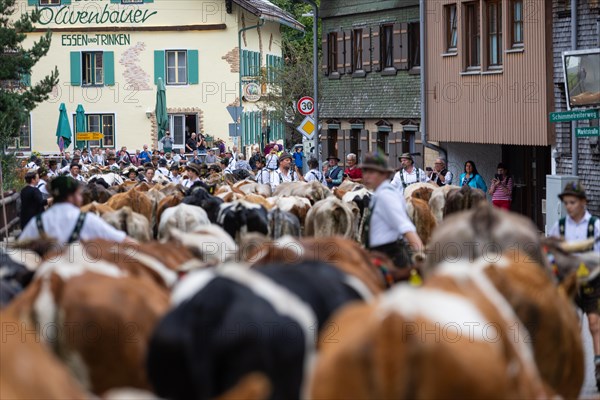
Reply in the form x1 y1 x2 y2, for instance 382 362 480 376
549 109 599 123
297 96 314 116
76 132 104 141
575 126 600 137
296 116 315 140
228 123 241 137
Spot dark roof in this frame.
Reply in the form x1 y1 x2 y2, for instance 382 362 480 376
234 0 304 31
321 72 421 120
320 0 420 19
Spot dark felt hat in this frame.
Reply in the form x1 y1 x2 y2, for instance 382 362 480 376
558 182 587 200
399 152 414 162
186 163 202 176
279 153 293 162
359 152 394 174
326 154 340 162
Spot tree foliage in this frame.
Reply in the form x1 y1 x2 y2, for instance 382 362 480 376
0 0 58 150
262 0 321 147
0 0 58 191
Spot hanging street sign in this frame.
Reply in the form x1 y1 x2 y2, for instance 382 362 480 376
549 109 599 123
228 123 241 137
296 116 315 140
76 132 104 141
575 126 600 137
297 96 314 116
226 106 244 123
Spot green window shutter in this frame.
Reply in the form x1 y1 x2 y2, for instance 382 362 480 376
242 50 248 76
154 50 165 84
62 0 71 4
70 51 81 86
187 50 199 85
28 0 36 5
104 51 115 86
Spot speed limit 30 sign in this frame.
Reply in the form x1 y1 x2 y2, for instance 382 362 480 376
297 96 314 116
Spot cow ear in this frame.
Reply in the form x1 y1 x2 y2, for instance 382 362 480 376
558 272 579 300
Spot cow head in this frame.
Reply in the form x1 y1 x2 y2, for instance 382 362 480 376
442 186 487 219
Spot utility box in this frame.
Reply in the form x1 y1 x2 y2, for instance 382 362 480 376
546 175 579 235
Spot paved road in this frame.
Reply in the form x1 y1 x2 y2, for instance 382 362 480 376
580 315 599 399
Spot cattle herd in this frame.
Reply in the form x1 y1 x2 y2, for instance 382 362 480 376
1 173 598 399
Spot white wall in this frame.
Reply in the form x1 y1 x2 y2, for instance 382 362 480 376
443 142 502 194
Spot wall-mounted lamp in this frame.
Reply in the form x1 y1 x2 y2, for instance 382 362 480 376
146 109 153 119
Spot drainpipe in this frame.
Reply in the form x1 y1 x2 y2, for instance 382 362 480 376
570 0 577 175
419 0 447 166
238 18 265 149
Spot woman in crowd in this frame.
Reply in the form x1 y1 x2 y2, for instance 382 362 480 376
459 160 487 192
488 162 513 210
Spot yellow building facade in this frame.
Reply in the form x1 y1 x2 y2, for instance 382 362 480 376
14 0 300 153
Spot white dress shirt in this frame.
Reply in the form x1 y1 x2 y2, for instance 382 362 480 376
369 181 416 247
548 211 600 253
19 203 127 244
37 181 49 197
68 173 86 182
391 167 429 193
269 168 297 191
305 168 327 186
255 168 272 185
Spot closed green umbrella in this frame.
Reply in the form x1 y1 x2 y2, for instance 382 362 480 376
75 104 86 149
56 103 72 152
155 77 168 140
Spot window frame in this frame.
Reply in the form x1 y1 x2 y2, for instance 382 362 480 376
445 4 459 53
327 32 339 77
352 29 363 73
486 0 503 68
408 21 421 71
510 0 524 48
78 113 115 148
7 115 32 151
165 50 188 86
376 131 390 155
81 51 104 87
464 2 481 70
380 24 395 71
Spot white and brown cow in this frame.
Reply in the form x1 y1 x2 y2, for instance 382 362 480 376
304 197 355 238
157 203 210 240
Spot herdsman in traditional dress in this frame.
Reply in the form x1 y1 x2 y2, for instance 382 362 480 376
269 153 303 191
391 153 429 193
19 176 136 245
548 182 600 390
362 152 423 270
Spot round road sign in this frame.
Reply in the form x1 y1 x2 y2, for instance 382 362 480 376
297 96 314 116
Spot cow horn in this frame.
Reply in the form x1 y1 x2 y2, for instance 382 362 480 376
559 238 595 253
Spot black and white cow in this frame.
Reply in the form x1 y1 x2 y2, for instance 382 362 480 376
146 261 371 400
182 186 224 224
217 201 269 240
0 250 35 307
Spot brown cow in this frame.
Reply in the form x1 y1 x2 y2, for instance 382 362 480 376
304 197 354 238
425 205 585 398
274 181 331 204
310 254 553 399
405 197 437 245
247 236 399 296
4 240 200 395
0 312 89 399
80 201 115 216
102 206 152 241
106 188 154 228
269 196 312 226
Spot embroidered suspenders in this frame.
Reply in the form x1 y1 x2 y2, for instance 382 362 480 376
36 212 87 244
